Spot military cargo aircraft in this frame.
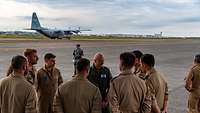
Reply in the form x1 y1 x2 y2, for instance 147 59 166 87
29 12 91 39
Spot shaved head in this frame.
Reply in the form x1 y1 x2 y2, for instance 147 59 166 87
93 53 104 69
94 53 104 60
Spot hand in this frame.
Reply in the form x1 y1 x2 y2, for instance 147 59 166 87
161 109 167 113
185 84 192 92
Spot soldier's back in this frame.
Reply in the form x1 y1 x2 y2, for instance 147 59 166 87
54 75 102 113
110 70 148 112
73 48 83 59
0 74 37 113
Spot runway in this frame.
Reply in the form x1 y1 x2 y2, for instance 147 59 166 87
0 38 200 112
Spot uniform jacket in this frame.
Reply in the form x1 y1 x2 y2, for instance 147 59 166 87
53 75 102 113
88 64 112 100
134 66 146 80
108 69 152 113
73 48 84 60
145 68 168 111
185 64 200 95
25 66 37 86
37 66 63 113
0 72 37 113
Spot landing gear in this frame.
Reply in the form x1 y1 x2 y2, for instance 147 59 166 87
57 36 63 39
50 37 56 39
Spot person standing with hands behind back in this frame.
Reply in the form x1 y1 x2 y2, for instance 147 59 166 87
185 54 200 113
73 44 84 76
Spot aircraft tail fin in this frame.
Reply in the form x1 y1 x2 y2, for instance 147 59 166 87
31 12 42 30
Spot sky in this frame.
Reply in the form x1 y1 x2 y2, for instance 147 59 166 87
0 0 200 36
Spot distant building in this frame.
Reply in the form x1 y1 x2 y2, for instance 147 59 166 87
154 32 163 38
145 35 154 38
0 31 6 34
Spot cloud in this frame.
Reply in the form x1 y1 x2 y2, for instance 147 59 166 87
0 0 98 28
0 0 200 36
175 16 200 23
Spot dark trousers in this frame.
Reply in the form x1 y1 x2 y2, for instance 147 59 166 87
73 59 79 75
74 63 77 75
102 106 110 113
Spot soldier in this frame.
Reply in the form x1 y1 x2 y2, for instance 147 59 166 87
185 54 200 113
6 48 39 86
87 53 112 113
0 55 37 113
24 48 39 86
73 44 84 75
108 52 151 113
132 50 146 79
37 53 63 113
53 58 102 113
140 54 168 113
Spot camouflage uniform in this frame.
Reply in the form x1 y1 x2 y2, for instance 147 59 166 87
25 66 37 86
73 47 84 75
37 67 63 113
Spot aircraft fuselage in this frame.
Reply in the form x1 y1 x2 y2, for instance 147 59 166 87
30 12 90 39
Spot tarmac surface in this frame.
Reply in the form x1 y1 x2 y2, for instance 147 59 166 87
0 38 200 113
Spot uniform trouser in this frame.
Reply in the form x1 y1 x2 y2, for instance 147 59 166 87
74 59 79 75
187 93 200 113
38 96 53 113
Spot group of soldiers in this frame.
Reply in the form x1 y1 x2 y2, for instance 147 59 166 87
1 49 63 113
0 44 199 113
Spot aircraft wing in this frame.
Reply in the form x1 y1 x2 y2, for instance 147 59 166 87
24 27 48 31
63 29 91 35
